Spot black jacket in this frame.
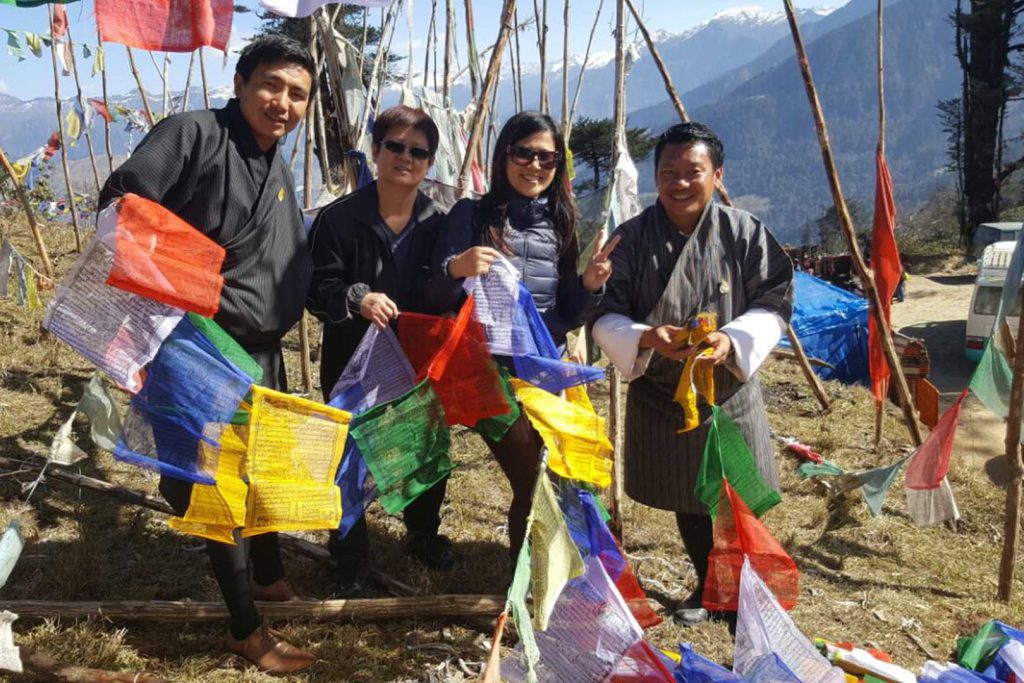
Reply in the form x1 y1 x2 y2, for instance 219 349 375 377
307 182 445 395
426 195 601 347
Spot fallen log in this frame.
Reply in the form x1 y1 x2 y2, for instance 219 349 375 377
2 597 505 623
20 647 169 683
770 349 834 370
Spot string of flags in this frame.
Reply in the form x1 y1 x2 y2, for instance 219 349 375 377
0 239 43 309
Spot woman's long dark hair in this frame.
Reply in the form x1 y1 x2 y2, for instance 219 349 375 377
477 111 578 260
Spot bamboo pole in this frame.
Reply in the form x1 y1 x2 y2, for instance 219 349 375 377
181 50 196 113
20 649 169 683
605 0 628 541
560 0 570 132
424 0 437 88
97 33 115 175
873 0 886 450
457 0 517 192
512 5 525 109
565 0 604 140
125 47 156 126
0 145 54 279
358 7 370 78
299 98 316 397
782 0 922 446
534 0 549 113
443 0 454 102
464 0 482 100
48 7 82 253
64 26 102 194
0 596 506 622
198 47 211 109
998 288 1024 601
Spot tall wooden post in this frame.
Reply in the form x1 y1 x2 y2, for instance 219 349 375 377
443 0 454 103
125 47 156 126
48 6 82 253
198 48 211 110
97 32 115 174
533 0 549 113
0 145 54 279
565 0 604 140
999 288 1024 601
457 0 517 192
181 51 196 113
463 0 482 100
782 0 921 445
560 0 570 132
512 5 525 109
65 26 102 194
872 0 888 450
299 101 317 397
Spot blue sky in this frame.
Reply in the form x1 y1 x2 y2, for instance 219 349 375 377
0 0 846 101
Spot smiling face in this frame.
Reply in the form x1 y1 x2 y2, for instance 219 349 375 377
656 142 723 233
372 125 433 189
505 130 558 199
233 60 312 151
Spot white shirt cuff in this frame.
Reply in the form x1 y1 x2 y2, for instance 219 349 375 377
592 313 654 381
720 307 786 381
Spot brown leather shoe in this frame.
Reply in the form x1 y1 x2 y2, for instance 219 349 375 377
252 579 301 602
225 625 316 674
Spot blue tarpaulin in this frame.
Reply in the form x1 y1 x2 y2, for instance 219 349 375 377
780 271 869 385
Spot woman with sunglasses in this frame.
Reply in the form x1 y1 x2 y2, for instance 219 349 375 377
307 105 455 597
427 111 619 560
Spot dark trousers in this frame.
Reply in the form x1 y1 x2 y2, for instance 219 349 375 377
675 512 714 600
160 343 288 640
327 474 450 575
483 412 544 561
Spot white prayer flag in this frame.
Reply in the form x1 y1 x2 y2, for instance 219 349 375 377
259 0 391 18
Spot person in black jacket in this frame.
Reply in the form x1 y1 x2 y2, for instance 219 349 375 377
426 111 618 560
307 105 452 597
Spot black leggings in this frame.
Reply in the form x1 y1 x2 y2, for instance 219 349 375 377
206 532 286 640
675 512 714 597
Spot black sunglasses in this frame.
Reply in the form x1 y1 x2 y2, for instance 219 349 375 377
507 145 561 170
382 139 431 160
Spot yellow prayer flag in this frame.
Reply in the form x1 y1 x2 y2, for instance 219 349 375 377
92 44 104 77
168 423 249 544
243 386 350 536
673 312 717 432
65 109 81 142
528 472 585 631
25 270 41 309
511 378 613 488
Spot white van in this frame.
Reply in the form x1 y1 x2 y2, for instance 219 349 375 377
966 241 1020 361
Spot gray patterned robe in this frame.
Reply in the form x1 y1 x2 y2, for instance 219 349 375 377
593 200 794 514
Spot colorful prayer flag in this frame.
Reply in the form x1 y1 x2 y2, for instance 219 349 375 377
88 98 114 124
104 193 225 317
696 406 780 518
703 480 798 613
50 4 68 40
869 150 900 402
970 340 1014 421
529 472 585 631
96 0 234 53
856 457 908 518
905 389 968 490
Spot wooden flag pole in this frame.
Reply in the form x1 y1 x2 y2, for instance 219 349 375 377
64 26 102 194
782 0 921 445
458 0 518 192
48 6 82 253
560 0 570 132
534 0 549 113
198 47 211 109
443 0 454 103
565 0 604 141
125 47 156 126
624 0 829 411
424 0 437 88
181 50 196 113
463 0 482 100
0 144 54 279
97 31 115 174
872 0 888 451
998 287 1024 601
299 96 317 397
512 5 525 109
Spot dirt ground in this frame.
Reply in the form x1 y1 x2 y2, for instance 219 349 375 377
1 216 1023 682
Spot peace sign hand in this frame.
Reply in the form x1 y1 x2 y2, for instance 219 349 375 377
582 229 622 293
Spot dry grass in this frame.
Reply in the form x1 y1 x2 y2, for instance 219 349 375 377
1 212 1023 681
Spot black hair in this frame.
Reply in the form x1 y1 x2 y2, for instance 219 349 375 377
654 121 725 170
479 111 578 259
235 35 317 100
372 105 440 157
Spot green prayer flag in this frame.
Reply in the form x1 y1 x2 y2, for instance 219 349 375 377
351 381 453 515
797 460 845 479
4 30 25 62
957 620 1006 671
696 406 781 517
81 43 91 60
506 538 540 682
186 313 264 385
970 340 1014 421
856 457 908 517
23 32 42 58
528 472 585 631
471 366 520 442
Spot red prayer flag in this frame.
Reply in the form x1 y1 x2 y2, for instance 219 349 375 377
43 132 61 161
88 98 114 124
614 562 663 629
703 479 799 612
869 150 901 402
50 4 68 40
398 298 514 428
96 0 233 53
904 389 968 490
785 440 823 464
105 193 225 316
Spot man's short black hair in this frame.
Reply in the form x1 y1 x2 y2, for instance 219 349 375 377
654 121 725 170
235 35 317 98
